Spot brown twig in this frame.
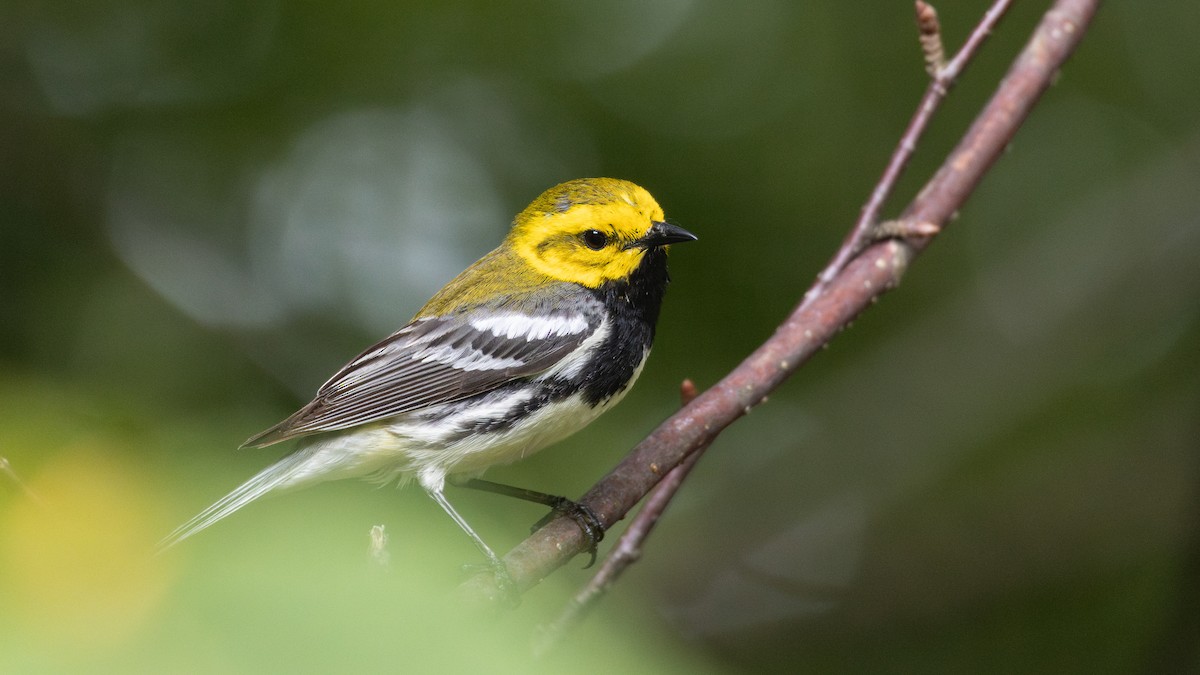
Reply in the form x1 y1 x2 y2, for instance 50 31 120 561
460 0 1100 604
533 380 706 655
813 0 1014 297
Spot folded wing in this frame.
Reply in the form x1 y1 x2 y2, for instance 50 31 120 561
243 310 598 447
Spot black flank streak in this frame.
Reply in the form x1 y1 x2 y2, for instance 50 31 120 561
460 379 576 435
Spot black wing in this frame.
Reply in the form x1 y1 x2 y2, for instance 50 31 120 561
242 310 599 447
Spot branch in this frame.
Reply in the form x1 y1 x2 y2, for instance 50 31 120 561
533 380 705 656
814 0 1014 295
460 0 1100 604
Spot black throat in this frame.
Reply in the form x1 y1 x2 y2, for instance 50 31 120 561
597 247 671 336
577 248 671 405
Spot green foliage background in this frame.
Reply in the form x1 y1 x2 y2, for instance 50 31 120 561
2 1 1198 672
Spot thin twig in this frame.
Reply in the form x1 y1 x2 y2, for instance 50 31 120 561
812 0 1014 296
534 380 705 655
459 0 1099 604
941 0 1016 82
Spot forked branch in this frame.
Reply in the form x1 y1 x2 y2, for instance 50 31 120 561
461 0 1101 606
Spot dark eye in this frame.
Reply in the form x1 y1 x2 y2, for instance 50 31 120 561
581 229 609 250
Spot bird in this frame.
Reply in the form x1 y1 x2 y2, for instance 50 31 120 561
159 177 696 588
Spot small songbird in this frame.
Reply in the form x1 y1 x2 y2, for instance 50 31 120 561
160 178 696 586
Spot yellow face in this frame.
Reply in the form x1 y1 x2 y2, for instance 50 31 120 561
507 178 668 288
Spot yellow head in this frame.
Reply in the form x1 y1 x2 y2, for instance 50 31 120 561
507 178 696 289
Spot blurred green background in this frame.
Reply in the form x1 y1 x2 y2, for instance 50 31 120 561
2 1 1198 672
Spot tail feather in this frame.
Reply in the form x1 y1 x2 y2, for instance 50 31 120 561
157 448 316 553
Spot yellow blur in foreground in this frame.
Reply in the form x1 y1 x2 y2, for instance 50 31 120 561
0 445 172 650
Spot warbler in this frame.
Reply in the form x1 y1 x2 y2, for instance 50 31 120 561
160 178 696 583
